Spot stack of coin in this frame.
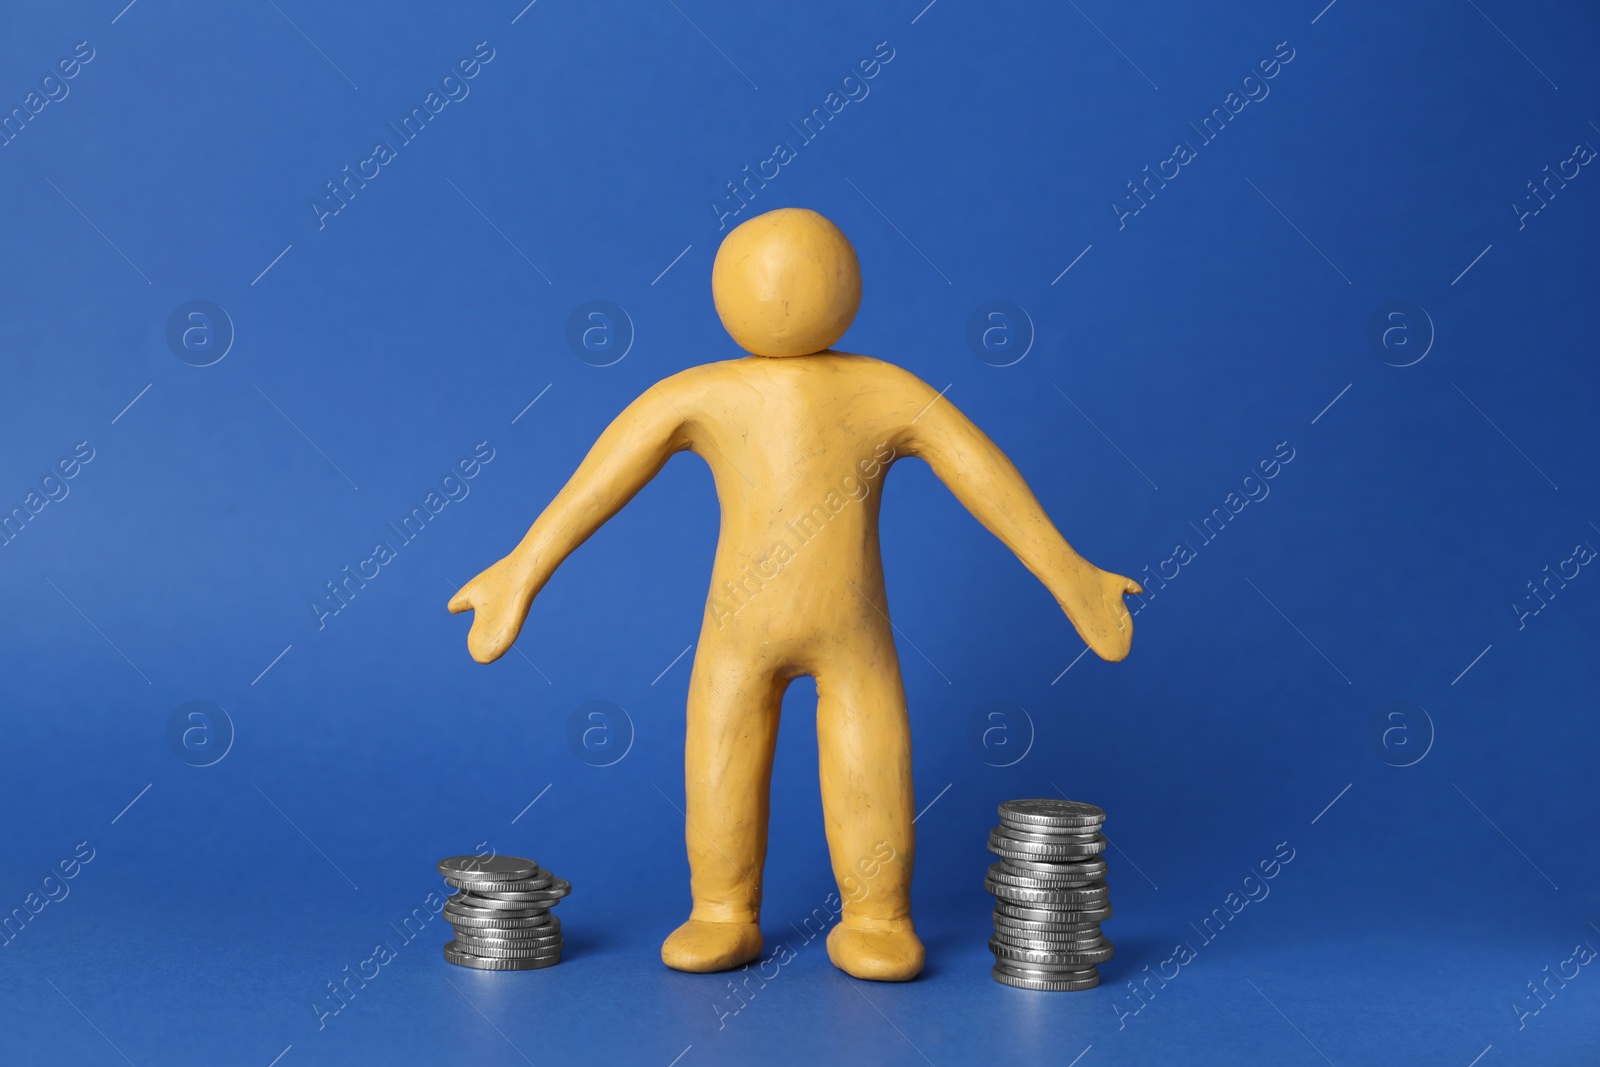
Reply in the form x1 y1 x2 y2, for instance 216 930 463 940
985 799 1114 991
437 855 571 970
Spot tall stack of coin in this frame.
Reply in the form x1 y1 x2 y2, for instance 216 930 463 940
986 799 1114 991
437 855 571 970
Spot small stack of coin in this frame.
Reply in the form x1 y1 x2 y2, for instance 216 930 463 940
437 855 571 970
985 799 1114 991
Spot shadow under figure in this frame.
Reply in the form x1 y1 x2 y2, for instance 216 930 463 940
449 207 1141 982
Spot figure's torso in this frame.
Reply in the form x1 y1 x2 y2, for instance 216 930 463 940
672 353 920 645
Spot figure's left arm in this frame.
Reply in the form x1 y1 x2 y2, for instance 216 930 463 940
897 380 1142 661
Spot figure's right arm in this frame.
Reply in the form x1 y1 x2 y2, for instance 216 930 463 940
448 381 691 662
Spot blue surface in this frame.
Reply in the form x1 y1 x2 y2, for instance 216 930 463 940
3 1 1598 1064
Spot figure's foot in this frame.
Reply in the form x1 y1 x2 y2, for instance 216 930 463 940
661 919 764 973
1059 567 1142 662
826 919 925 981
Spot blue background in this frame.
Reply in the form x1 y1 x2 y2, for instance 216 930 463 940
2 1 1597 1064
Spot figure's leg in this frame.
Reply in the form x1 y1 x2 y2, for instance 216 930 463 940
661 646 785 973
815 634 924 981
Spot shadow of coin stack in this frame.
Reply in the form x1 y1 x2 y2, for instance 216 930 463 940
986 799 1114 991
437 855 571 970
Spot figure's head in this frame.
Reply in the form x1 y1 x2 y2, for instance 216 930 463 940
712 208 861 358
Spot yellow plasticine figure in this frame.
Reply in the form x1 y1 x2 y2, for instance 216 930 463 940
449 208 1141 982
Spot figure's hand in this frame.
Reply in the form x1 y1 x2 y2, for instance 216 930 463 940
448 557 536 664
1057 567 1142 662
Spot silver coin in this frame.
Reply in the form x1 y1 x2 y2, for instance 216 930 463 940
986 877 1108 905
474 895 565 910
451 925 563 943
979 857 1107 883
452 928 563 948
990 834 1106 854
992 930 1107 952
992 833 1107 857
448 908 553 921
993 917 1103 938
448 928 559 944
988 842 1103 865
992 931 1104 950
468 877 571 904
449 919 560 939
985 857 1100 883
997 854 1106 874
995 960 1100 979
994 963 1100 985
992 915 1107 927
995 855 1108 880
992 862 1106 887
438 855 539 882
993 912 1101 930
991 937 1115 966
444 942 561 970
449 892 559 912
998 799 1105 829
993 836 1104 853
987 845 1105 867
985 940 1100 953
992 825 1104 845
469 888 564 903
979 870 1107 895
443 903 553 928
446 905 553 924
995 901 1113 924
994 819 1104 837
989 849 1104 870
451 944 563 963
1009 915 1109 929
452 934 564 958
990 832 1109 859
992 941 1105 959
445 895 550 915
988 864 1109 891
991 964 1099 991
985 831 1100 844
446 873 554 893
